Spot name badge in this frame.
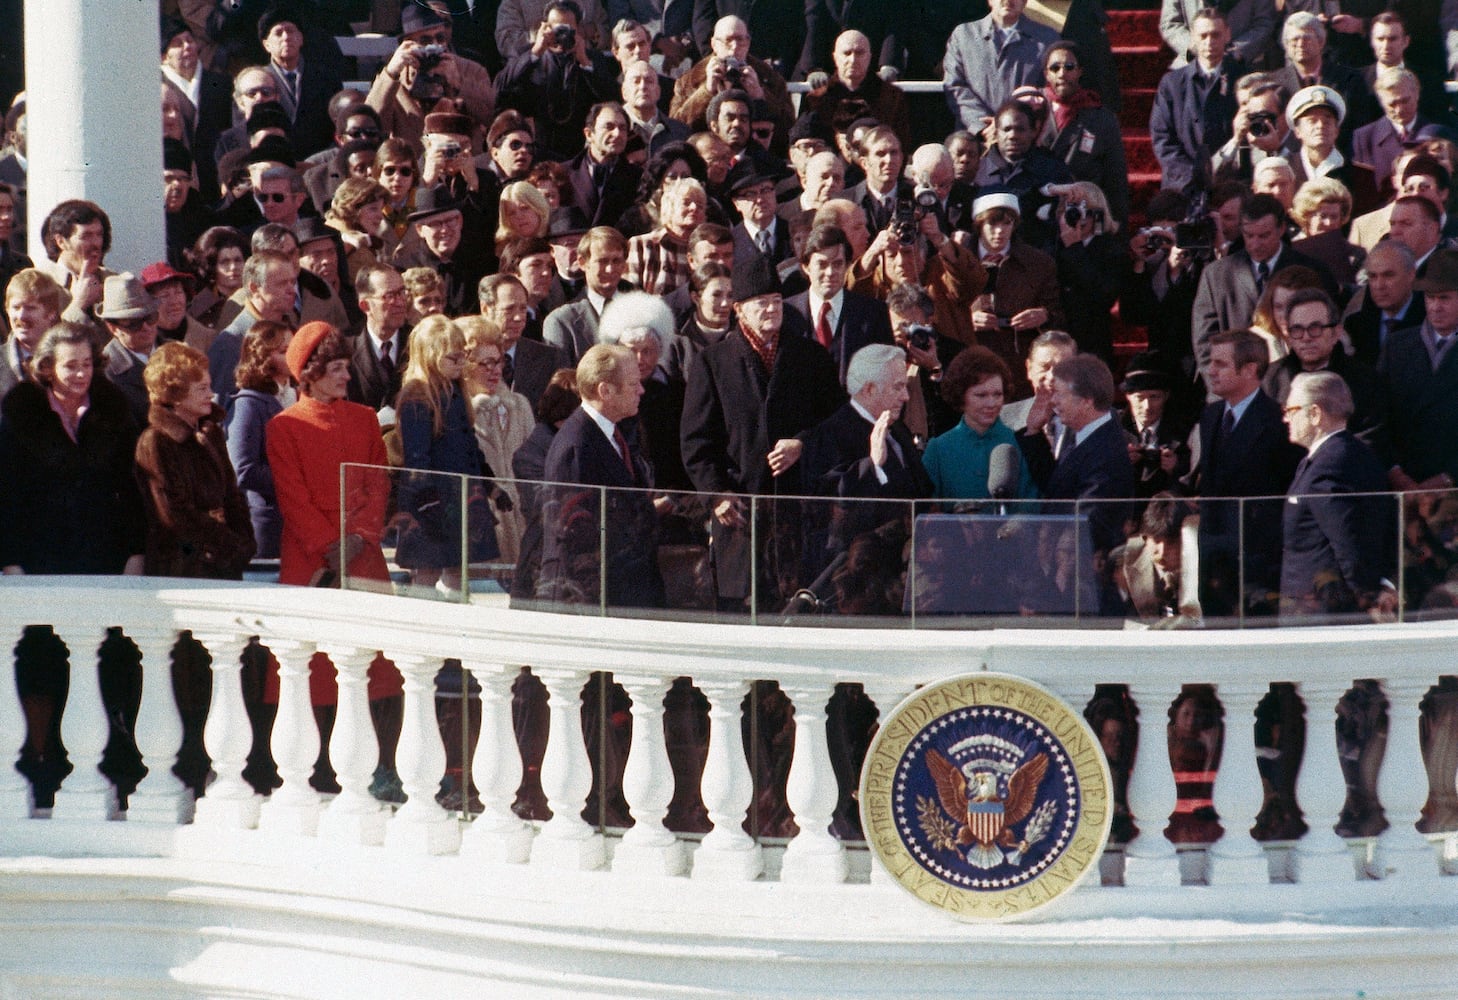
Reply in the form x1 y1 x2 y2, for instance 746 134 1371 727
1078 129 1096 154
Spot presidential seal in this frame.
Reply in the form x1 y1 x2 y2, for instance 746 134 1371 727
860 673 1111 922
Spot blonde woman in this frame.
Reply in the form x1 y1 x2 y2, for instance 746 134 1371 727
458 314 532 563
495 180 551 253
394 314 496 596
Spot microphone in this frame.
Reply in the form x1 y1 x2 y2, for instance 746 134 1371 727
988 443 1020 501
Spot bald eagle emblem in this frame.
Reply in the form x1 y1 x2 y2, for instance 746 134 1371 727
917 749 1055 869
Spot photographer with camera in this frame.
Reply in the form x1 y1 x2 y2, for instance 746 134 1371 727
1122 189 1213 385
1117 352 1190 499
1212 78 1297 187
669 16 794 152
1049 180 1124 364
368 5 497 155
497 0 622 159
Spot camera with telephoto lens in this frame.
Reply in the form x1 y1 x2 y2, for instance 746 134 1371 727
1063 200 1105 231
1139 227 1173 253
893 194 920 245
905 323 936 352
551 23 577 49
1247 111 1277 139
1174 217 1217 257
721 56 746 87
408 43 450 103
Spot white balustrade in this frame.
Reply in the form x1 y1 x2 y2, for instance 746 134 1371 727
692 677 762 882
384 653 459 855
1123 680 1182 887
125 627 191 825
614 674 687 876
459 660 533 863
862 679 913 885
531 667 604 870
780 681 846 884
50 627 117 822
1207 682 1271 886
315 645 387 846
192 630 260 830
1375 677 1439 880
1295 679 1359 883
0 627 34 818
257 640 323 837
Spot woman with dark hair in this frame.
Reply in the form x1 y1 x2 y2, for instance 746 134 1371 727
667 261 733 383
613 141 708 238
0 183 33 305
325 176 393 282
526 160 570 211
372 137 419 240
510 368 580 604
223 320 293 560
185 226 250 329
921 346 1038 502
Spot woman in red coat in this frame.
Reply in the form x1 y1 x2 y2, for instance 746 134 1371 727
264 322 403 797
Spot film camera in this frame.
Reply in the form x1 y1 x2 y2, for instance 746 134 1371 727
551 23 577 49
1247 110 1278 139
1063 199 1106 232
892 189 942 245
721 57 747 87
408 43 450 103
905 323 937 352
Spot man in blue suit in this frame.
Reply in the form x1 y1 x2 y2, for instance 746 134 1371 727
782 224 893 387
539 343 665 609
1280 371 1397 620
1017 353 1134 557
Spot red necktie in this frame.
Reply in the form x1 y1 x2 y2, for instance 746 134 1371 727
816 301 833 349
613 427 636 482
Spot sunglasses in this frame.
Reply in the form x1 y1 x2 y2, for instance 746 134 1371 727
257 191 291 203
380 164 414 177
111 315 155 331
345 127 381 140
498 138 530 152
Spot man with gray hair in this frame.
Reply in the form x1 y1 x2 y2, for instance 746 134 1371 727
1280 370 1395 619
1343 240 1423 366
906 142 977 237
1268 11 1375 145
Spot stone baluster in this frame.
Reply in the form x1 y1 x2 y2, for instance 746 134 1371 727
460 660 533 864
316 645 387 846
125 627 192 824
1122 680 1181 887
1208 682 1269 885
1294 679 1357 883
0 628 34 818
780 681 847 884
613 673 687 877
258 640 323 837
50 628 116 821
384 654 459 854
192 631 260 829
531 667 604 870
1374 677 1437 880
692 677 762 881
862 680 914 886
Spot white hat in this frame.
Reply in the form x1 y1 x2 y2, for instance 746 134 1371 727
972 192 1021 219
1286 85 1346 127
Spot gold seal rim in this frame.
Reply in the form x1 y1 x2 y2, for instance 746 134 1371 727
859 672 1113 923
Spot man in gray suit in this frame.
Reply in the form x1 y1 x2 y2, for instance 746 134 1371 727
480 273 566 416
542 226 629 367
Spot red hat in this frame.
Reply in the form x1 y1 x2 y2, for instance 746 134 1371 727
139 260 194 293
286 321 337 382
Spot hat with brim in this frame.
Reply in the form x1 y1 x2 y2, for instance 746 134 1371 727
140 261 194 295
972 191 1020 219
1414 248 1458 292
246 103 292 136
160 15 190 54
1119 351 1176 394
424 111 474 138
293 215 337 248
731 253 780 301
1286 85 1346 127
401 4 448 36
286 320 337 382
163 138 194 175
788 111 834 146
246 134 297 168
727 161 774 196
97 272 158 321
546 205 590 240
257 3 302 41
407 184 464 223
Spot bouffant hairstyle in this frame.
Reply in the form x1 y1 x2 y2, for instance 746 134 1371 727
187 226 250 287
143 341 210 407
456 314 505 352
234 320 292 394
536 368 581 426
30 322 101 389
941 346 1013 410
328 176 389 230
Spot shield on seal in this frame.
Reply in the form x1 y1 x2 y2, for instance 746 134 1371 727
968 800 1005 844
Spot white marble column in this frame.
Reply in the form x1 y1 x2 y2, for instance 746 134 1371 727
0 628 34 818
23 0 165 268
258 641 323 837
459 660 533 863
531 668 604 870
125 627 192 825
780 682 847 884
50 629 116 821
1295 679 1358 883
316 646 387 846
614 674 687 877
1375 678 1437 880
1208 682 1269 886
1123 680 1181 887
192 631 260 830
384 654 459 854
692 678 762 881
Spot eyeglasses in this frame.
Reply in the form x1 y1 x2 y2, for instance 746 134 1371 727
497 138 531 152
469 356 504 368
374 287 409 301
257 191 291 203
110 315 156 331
411 31 449 46
345 127 381 140
1283 403 1313 416
380 164 414 177
241 86 278 99
1286 322 1333 339
443 352 466 364
1046 62 1079 72
751 126 775 140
